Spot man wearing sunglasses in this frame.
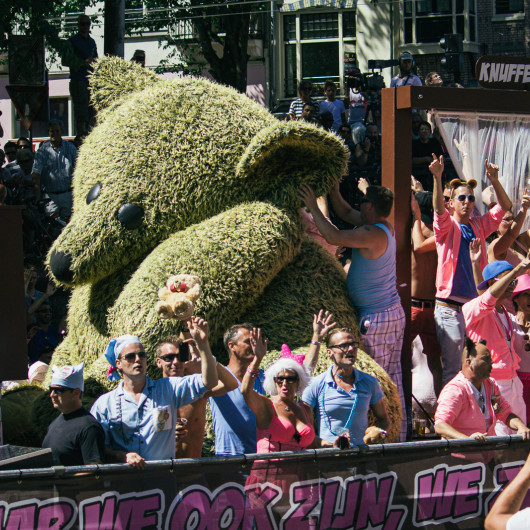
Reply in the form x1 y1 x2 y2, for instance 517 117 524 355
43 362 105 465
91 322 218 469
155 325 238 458
431 155 512 387
302 328 390 447
462 258 530 435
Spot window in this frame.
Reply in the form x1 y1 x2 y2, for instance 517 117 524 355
495 0 524 14
14 98 70 139
403 0 476 44
282 10 356 98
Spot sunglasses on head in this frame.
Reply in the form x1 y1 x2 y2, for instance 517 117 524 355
274 376 298 384
121 351 147 362
454 194 475 203
50 387 72 395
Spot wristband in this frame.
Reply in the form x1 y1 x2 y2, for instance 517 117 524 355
247 367 259 378
310 340 321 346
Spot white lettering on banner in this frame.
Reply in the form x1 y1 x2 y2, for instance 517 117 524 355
479 63 490 81
480 62 530 83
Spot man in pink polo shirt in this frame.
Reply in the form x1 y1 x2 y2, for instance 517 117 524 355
462 259 530 434
430 155 512 386
435 337 529 440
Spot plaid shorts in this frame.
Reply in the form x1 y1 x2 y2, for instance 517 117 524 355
359 303 406 440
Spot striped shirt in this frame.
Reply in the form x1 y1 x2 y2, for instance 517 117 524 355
289 98 320 119
32 140 77 193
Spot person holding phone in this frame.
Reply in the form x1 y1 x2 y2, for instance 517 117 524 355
91 319 219 468
155 319 238 458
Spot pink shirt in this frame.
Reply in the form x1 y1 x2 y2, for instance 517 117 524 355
434 205 504 299
435 371 512 437
463 291 521 380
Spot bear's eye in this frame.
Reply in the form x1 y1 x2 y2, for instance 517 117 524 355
118 203 144 230
86 183 101 204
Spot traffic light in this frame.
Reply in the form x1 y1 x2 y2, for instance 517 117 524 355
439 34 463 72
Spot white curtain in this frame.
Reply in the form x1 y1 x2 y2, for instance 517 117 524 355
433 111 530 224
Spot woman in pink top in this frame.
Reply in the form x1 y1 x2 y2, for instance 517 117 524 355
242 333 316 491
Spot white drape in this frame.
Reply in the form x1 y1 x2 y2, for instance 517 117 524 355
434 111 530 224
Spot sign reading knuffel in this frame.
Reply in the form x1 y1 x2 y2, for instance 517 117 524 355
476 55 530 90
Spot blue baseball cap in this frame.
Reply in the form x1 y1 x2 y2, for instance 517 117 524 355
477 261 513 291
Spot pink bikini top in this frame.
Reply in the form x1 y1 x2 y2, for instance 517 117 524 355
257 401 315 452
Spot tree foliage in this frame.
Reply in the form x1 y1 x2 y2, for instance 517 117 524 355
133 0 267 92
0 0 97 54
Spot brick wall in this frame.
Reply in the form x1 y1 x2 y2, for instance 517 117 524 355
477 0 529 56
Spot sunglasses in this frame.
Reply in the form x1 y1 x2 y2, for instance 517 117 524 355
454 194 475 203
50 387 72 395
443 195 450 202
121 351 147 362
159 354 182 362
274 376 298 384
329 342 359 352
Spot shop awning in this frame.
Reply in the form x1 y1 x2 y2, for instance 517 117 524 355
280 0 357 12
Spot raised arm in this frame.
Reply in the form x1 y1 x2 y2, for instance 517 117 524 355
469 238 485 291
489 258 530 300
429 154 445 215
485 159 512 212
489 191 530 261
485 453 530 530
187 316 218 390
327 181 362 226
411 191 436 253
240 328 273 429
206 364 239 398
304 310 336 373
298 184 383 249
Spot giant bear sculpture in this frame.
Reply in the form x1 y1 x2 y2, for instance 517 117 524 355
44 57 401 441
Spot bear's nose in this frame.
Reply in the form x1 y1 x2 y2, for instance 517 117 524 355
118 203 144 230
49 250 74 283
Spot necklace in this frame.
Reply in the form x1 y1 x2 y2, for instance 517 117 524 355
320 369 358 437
334 369 355 382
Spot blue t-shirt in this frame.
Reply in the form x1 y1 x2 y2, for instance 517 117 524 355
209 368 265 456
320 99 346 132
301 366 384 447
450 223 478 299
90 375 207 461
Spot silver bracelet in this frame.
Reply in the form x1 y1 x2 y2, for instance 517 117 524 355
310 340 321 346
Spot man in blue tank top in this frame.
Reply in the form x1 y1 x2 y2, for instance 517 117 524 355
299 182 406 440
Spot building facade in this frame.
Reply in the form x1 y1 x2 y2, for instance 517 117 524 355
0 0 527 141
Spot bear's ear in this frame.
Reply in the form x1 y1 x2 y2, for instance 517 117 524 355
90 56 161 113
236 121 348 202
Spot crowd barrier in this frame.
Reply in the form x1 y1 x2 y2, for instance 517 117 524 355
1 436 529 529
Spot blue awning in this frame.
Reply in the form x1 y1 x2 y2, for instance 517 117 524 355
280 0 357 12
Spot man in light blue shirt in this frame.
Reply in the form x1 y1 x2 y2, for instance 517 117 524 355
301 328 389 447
91 323 218 468
32 120 77 219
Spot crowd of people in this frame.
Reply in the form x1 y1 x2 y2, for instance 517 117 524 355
44 311 390 471
1 42 528 526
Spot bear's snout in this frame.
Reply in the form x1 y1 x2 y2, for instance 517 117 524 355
49 250 74 283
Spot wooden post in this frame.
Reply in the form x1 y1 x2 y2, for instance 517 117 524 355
381 87 412 430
